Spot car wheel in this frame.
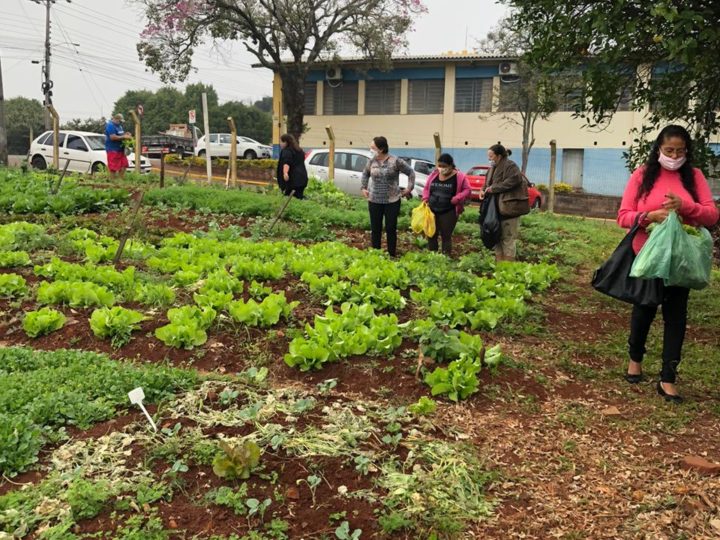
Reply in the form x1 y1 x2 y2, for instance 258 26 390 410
176 146 185 158
31 155 47 170
244 149 257 160
91 161 106 174
198 150 206 157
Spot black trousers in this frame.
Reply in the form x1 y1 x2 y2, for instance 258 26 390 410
427 210 458 255
368 200 401 256
282 184 305 199
628 286 690 383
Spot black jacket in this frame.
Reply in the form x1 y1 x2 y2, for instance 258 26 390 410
277 147 308 190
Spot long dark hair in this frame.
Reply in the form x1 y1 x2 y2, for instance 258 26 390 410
280 133 302 152
639 125 697 201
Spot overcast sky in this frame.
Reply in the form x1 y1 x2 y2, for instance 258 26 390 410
2 0 507 119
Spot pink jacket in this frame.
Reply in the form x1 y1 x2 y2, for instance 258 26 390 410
618 166 719 253
422 169 472 215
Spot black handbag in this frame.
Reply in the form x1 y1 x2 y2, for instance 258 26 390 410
479 194 502 250
591 216 664 307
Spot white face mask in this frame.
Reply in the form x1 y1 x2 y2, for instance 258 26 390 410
658 152 686 171
488 159 495 167
438 167 451 176
370 149 379 158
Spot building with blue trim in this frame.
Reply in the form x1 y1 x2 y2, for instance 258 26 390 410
266 54 719 197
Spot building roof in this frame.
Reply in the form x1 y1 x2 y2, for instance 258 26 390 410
253 53 515 69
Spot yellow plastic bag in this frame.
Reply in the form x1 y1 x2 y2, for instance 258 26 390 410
423 206 436 237
411 202 435 237
411 203 426 234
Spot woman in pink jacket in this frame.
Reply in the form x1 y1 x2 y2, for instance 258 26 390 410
422 153 472 256
618 125 719 402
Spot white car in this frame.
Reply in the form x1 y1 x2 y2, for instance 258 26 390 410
28 130 151 174
304 149 429 198
195 133 272 159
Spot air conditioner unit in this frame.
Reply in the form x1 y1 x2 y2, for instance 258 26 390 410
326 67 343 81
498 62 518 76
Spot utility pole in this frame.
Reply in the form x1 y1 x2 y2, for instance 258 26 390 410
0 54 8 166
42 0 52 129
33 0 71 129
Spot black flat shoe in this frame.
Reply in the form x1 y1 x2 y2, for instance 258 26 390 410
624 373 644 384
657 381 684 403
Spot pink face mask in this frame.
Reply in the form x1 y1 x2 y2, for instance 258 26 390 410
658 152 686 171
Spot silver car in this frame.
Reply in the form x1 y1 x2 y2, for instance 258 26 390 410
304 149 429 197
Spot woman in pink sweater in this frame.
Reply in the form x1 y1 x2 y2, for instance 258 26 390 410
421 153 472 256
618 125 719 402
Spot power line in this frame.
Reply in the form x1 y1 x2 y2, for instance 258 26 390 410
52 10 106 114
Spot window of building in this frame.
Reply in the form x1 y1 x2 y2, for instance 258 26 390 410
304 82 317 115
557 87 584 112
323 81 358 115
455 78 493 113
498 79 520 112
408 79 445 114
365 80 401 115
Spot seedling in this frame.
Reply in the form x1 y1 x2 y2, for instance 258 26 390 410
335 521 362 540
297 474 322 506
212 440 262 480
128 387 157 432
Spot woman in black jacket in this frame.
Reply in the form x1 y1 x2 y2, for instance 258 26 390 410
277 133 309 199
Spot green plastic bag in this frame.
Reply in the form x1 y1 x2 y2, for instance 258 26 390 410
630 211 713 290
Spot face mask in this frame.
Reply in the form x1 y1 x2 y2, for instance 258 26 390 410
658 152 686 171
438 167 451 175
370 149 379 158
488 159 495 167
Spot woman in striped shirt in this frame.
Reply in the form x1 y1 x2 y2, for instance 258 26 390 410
361 136 416 257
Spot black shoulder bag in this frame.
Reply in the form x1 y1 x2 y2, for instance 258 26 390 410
591 215 664 307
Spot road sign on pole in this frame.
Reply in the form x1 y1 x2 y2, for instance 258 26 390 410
188 109 196 124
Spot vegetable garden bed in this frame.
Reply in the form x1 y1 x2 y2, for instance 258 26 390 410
1 168 719 540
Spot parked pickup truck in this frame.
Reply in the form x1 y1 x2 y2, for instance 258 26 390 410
142 124 203 158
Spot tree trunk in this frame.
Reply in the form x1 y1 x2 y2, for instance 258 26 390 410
280 67 306 142
520 111 531 173
0 56 8 167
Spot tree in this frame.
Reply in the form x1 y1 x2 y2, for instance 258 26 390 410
135 0 426 140
5 97 45 155
253 96 273 113
111 84 272 143
62 118 106 133
476 17 567 174
504 0 720 171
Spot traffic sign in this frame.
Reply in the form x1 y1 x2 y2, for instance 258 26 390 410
188 110 196 124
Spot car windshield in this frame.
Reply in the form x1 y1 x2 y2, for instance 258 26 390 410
86 136 105 151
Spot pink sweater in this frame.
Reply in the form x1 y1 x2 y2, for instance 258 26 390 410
618 166 719 253
422 169 472 215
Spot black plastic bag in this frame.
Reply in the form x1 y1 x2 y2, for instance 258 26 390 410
479 194 502 250
592 217 664 307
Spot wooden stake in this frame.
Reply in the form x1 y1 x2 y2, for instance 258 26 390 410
113 191 145 266
268 191 295 232
51 159 71 194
